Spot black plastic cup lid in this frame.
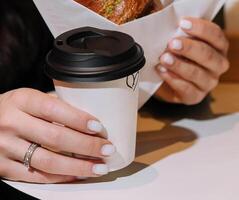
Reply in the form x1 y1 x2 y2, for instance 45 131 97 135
45 27 145 82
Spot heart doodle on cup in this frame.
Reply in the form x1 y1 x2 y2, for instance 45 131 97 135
126 71 139 91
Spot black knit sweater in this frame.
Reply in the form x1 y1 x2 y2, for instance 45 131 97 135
0 0 54 93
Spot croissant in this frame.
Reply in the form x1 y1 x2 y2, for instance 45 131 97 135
74 0 162 24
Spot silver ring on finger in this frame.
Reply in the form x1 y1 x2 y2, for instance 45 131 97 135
23 143 40 170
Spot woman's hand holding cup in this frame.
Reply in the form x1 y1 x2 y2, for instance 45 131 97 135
0 88 115 183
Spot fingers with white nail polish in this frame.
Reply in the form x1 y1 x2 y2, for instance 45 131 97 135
155 17 229 106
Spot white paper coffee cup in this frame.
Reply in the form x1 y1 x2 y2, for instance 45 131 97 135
54 71 140 171
45 27 145 171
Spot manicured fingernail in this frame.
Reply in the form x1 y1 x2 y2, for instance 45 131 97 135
101 144 116 156
76 176 88 180
159 66 168 73
161 53 174 65
87 120 103 133
171 39 183 50
180 19 193 30
92 164 109 175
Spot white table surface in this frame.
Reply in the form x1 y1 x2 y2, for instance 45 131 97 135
3 112 239 200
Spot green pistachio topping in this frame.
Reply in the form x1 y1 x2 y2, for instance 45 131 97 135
105 0 123 15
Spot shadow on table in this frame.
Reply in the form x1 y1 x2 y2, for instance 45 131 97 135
76 96 225 184
139 96 225 123
77 124 197 184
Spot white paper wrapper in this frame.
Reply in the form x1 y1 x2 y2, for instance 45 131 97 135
33 0 226 108
54 71 141 171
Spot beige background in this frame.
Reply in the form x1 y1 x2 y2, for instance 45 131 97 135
221 0 239 82
225 0 239 34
